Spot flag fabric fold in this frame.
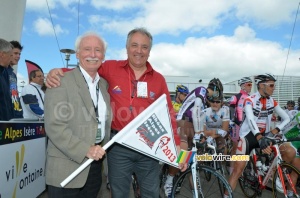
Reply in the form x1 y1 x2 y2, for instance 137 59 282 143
25 60 44 79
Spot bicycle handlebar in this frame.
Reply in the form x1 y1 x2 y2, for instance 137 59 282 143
265 136 300 145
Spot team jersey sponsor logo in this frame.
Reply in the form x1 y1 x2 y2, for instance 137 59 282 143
200 88 206 97
246 101 252 105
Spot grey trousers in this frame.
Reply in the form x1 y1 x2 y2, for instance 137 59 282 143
107 143 160 198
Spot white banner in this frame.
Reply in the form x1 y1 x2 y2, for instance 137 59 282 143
0 138 46 198
61 94 179 187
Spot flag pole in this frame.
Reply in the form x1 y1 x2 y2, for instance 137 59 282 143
60 137 117 187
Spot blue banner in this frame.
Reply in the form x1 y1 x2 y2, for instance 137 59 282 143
0 122 45 145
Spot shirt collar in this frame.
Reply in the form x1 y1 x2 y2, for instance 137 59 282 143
239 89 249 95
257 91 270 99
30 82 42 88
121 60 154 76
79 65 100 84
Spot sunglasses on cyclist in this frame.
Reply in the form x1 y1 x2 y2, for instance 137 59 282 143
210 100 221 104
244 83 252 87
262 83 276 88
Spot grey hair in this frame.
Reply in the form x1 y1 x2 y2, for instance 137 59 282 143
0 38 13 53
74 31 107 53
126 27 153 50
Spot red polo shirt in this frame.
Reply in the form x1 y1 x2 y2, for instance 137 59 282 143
99 60 180 145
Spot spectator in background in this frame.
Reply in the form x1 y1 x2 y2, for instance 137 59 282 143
0 38 14 121
20 69 45 119
8 40 23 118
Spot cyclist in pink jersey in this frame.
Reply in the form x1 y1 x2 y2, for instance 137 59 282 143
228 77 252 173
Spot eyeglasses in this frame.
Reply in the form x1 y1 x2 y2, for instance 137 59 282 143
210 100 221 104
262 83 275 88
245 83 252 87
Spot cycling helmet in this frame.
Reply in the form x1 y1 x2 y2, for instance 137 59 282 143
238 77 252 86
175 84 189 94
207 78 223 101
254 73 276 85
287 100 295 106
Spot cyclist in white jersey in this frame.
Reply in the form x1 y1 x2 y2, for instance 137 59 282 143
224 73 290 198
163 78 223 197
203 97 230 151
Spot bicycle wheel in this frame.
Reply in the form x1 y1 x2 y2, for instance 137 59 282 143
216 161 227 195
171 165 233 198
202 161 212 181
132 173 141 198
238 156 259 198
159 164 169 198
200 148 215 181
272 162 300 198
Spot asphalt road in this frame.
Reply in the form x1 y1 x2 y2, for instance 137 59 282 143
38 173 283 198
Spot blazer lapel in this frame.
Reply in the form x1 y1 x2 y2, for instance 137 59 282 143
73 67 97 120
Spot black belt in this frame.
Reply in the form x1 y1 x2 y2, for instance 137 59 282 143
111 129 119 135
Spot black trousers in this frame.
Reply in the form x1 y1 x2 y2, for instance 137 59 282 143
47 159 103 198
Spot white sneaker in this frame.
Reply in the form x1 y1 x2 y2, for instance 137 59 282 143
164 183 173 198
194 133 201 140
276 177 284 193
287 190 296 198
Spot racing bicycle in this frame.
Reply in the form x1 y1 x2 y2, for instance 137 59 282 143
239 137 300 198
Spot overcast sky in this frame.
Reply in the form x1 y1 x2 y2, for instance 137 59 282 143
17 0 300 84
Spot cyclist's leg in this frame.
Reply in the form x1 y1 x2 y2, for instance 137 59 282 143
226 132 257 195
164 120 190 196
134 154 160 198
215 136 226 151
230 124 240 174
281 141 300 192
107 144 134 198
